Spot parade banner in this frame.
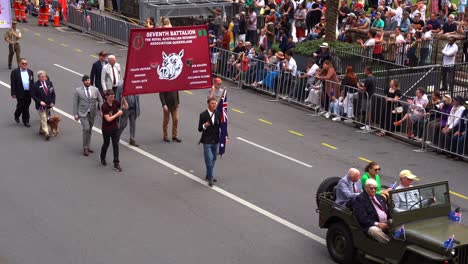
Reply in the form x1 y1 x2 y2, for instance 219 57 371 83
0 0 12 28
123 25 212 96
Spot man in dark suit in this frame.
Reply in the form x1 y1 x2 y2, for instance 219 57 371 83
10 57 34 127
198 97 228 187
31 70 55 140
90 51 108 96
160 91 181 142
352 178 391 243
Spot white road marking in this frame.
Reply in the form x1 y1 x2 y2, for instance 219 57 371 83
53 64 83 76
0 78 325 246
236 137 313 168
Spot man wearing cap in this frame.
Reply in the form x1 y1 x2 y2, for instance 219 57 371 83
4 20 22 70
160 90 181 143
383 9 398 31
90 51 108 97
371 12 384 31
312 42 330 68
209 77 225 101
392 170 420 212
441 96 466 146
73 75 103 156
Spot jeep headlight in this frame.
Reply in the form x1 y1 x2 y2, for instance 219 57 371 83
449 248 456 256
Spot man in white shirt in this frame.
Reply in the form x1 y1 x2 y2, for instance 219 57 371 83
392 170 420 212
394 27 406 65
441 37 458 91
284 50 299 99
101 55 122 93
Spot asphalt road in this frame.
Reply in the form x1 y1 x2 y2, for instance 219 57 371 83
0 17 467 264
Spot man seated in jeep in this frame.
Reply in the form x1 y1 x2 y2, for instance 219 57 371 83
392 170 435 212
335 168 362 207
353 178 391 243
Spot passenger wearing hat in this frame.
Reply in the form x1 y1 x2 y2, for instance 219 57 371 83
312 42 330 68
209 77 225 102
90 51 108 97
392 170 434 212
73 75 103 155
4 20 22 69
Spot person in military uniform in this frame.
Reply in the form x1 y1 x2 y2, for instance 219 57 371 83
4 20 22 70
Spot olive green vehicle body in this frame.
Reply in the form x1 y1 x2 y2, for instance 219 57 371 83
317 180 468 264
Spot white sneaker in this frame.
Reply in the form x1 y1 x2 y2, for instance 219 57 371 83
343 119 354 124
360 125 371 131
324 113 331 119
332 117 341 121
319 111 327 115
258 81 263 85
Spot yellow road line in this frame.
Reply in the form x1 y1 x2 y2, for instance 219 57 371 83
74 49 83 53
450 191 468 200
358 157 372 163
60 43 68 47
183 90 193 95
90 55 98 58
22 28 29 31
289 130 304 137
258 119 272 125
47 38 55 42
231 108 245 114
321 143 337 150
34 33 41 36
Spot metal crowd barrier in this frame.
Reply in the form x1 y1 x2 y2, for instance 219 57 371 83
424 110 468 158
66 6 143 46
369 93 427 143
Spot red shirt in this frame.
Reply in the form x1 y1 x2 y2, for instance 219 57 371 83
101 100 121 132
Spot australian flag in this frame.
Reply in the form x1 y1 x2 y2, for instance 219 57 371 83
217 91 228 156
444 235 455 251
393 225 405 240
449 208 462 223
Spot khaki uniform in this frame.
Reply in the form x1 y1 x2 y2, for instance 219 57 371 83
4 28 22 68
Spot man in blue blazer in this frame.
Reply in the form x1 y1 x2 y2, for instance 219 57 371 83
31 70 55 140
90 51 108 96
10 58 34 127
353 178 391 243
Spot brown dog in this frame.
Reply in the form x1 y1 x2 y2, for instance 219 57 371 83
47 114 61 136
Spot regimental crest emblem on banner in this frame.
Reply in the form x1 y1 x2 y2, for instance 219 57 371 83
157 50 184 81
132 34 144 50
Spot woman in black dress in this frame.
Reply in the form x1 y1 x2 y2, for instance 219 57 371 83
376 79 402 136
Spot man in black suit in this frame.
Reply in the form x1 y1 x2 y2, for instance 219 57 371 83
352 178 391 243
198 97 228 187
31 70 56 140
90 51 108 96
10 58 34 127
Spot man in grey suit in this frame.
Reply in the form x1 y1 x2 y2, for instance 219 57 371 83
73 75 103 156
101 55 122 93
335 168 362 207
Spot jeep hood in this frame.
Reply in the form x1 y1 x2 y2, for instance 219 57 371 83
404 216 468 248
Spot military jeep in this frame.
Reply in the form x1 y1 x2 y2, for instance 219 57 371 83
316 178 468 264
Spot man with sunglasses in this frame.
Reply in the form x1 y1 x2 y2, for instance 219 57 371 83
11 58 34 127
353 178 390 243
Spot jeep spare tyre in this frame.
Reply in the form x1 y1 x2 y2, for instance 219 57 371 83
316 177 341 207
326 222 355 264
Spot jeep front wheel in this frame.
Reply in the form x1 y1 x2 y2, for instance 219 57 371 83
326 222 355 264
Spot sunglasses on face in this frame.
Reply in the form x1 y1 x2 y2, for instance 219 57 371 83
369 187 377 190
373 168 381 171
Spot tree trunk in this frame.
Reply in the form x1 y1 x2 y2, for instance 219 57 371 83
324 0 338 42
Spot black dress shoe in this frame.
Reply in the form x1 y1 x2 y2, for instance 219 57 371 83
101 159 107 166
83 149 89 156
14 116 20 123
172 137 182 143
8 65 12 70
129 139 140 147
45 134 50 141
87 148 94 153
114 163 123 172
205 177 217 182
23 122 31 127
208 180 214 187
163 137 170 142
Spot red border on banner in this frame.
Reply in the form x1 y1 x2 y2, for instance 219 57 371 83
123 25 213 96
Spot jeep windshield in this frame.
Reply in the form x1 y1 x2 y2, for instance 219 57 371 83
389 181 451 226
